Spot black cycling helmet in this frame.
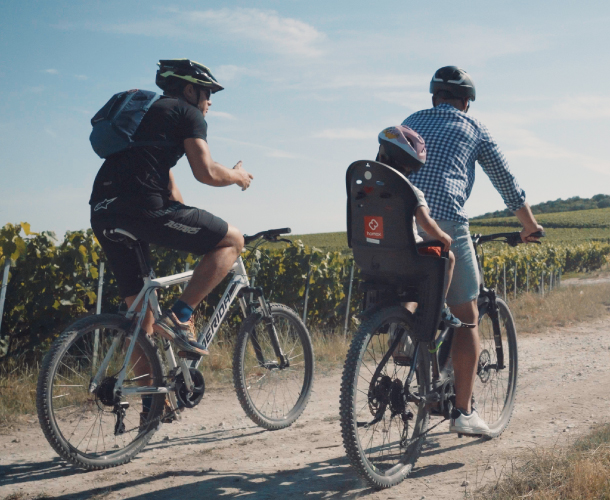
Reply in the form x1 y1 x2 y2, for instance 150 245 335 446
156 59 224 94
430 66 476 102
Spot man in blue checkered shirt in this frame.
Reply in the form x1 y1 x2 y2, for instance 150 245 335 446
403 66 544 437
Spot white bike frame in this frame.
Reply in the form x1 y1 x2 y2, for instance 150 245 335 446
88 255 254 408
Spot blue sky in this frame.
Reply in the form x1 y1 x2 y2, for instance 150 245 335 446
1 1 609 237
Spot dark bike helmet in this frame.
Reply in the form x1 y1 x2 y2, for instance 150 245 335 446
378 125 426 174
430 66 476 102
156 59 224 94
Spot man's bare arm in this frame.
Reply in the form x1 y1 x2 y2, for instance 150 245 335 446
514 203 544 242
167 170 184 203
184 138 253 189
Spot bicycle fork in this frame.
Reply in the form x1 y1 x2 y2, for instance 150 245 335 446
238 286 288 369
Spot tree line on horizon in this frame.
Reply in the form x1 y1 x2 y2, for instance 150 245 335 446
472 194 610 220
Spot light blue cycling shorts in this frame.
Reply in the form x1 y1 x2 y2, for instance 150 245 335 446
418 220 480 306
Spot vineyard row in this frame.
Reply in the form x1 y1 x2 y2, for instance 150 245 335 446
1 223 609 360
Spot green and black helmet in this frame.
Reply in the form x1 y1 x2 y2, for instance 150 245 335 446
156 59 224 94
430 66 476 101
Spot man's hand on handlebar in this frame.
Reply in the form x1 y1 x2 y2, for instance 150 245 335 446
521 224 545 244
233 161 254 191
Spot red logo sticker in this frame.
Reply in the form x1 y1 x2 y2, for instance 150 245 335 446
364 216 384 239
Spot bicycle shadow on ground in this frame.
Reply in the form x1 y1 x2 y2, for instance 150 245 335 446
143 426 267 453
0 457 80 486
44 456 371 500
0 427 267 489
420 430 486 459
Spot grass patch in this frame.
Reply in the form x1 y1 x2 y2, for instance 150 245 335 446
509 283 610 333
0 360 38 427
473 424 610 499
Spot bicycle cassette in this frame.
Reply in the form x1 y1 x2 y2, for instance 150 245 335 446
174 368 205 408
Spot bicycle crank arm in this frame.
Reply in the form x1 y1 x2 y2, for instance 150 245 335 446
122 386 172 395
479 363 504 373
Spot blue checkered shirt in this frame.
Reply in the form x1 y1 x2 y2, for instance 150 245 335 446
402 104 526 224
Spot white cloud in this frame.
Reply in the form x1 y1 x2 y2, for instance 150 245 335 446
44 69 59 74
215 65 250 82
374 91 431 110
314 128 376 140
214 136 299 159
74 74 88 80
266 150 298 159
44 128 57 138
83 8 325 58
207 111 236 120
481 121 610 177
551 95 610 120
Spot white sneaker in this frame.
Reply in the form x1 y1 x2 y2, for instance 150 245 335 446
449 409 490 436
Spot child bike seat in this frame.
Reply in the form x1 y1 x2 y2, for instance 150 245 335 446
346 160 447 342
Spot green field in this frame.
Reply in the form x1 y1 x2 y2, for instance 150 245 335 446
289 207 610 251
473 207 610 229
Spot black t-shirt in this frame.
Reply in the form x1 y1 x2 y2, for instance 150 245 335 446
89 97 207 210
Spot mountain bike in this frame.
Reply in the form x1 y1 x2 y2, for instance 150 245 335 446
340 229 543 489
36 227 314 471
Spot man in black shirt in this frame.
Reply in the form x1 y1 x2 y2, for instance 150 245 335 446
90 59 253 357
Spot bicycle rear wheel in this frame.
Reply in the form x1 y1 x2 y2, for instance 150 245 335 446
475 298 518 438
340 306 430 489
233 303 314 430
37 314 165 470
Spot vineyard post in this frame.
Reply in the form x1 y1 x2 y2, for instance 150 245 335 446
343 261 355 337
541 270 545 297
302 261 312 325
558 267 562 286
526 263 529 293
550 268 553 291
92 261 105 370
503 263 507 302
0 261 11 336
514 266 517 300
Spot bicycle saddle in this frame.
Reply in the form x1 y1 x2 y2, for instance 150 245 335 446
103 228 140 243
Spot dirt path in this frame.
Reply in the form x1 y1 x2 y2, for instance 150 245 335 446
2 316 610 500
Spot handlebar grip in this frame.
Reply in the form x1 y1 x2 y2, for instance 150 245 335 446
529 230 545 238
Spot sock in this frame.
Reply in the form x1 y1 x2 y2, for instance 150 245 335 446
171 300 194 323
459 408 472 416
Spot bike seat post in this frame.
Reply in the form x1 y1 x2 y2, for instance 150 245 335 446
131 240 154 279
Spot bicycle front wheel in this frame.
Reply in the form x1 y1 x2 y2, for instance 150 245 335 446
340 306 430 489
37 314 165 470
233 303 314 430
475 297 518 438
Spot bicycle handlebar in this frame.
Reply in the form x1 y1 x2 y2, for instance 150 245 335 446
243 227 292 245
473 230 545 247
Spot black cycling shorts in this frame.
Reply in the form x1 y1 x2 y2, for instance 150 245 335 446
91 200 228 298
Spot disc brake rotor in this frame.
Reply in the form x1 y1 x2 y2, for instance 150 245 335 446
478 350 492 383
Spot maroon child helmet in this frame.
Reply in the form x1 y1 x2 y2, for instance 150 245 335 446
378 125 427 174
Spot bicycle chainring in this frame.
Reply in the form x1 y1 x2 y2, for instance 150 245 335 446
175 368 205 409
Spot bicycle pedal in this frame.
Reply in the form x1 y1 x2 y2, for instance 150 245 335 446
457 433 463 438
